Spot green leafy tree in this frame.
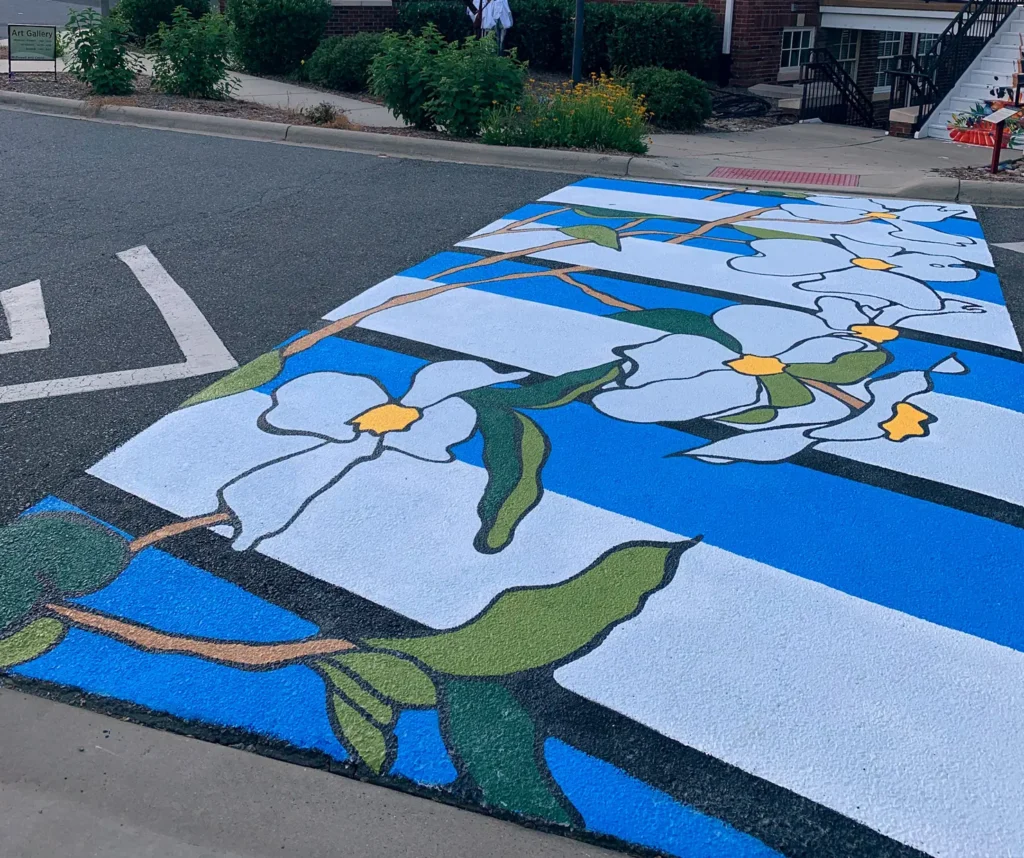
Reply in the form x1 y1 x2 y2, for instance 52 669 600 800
226 0 331 75
112 0 210 43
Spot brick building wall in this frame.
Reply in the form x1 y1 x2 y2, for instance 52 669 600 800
725 0 820 86
325 2 398 37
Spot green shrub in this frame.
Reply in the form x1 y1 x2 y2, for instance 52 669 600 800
606 4 717 75
371 25 524 136
226 0 330 74
149 8 235 99
505 0 567 71
370 25 446 129
482 75 649 153
428 34 525 137
396 0 473 42
305 32 384 92
65 7 139 95
625 66 712 130
113 0 210 42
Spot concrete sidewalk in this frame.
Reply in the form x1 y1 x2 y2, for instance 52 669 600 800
647 122 1019 192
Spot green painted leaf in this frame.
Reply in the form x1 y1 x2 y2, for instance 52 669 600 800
572 206 653 221
0 557 40 634
787 350 889 384
369 541 688 676
472 410 549 554
0 515 127 615
321 663 393 725
559 225 621 250
0 618 66 668
609 308 742 353
718 406 778 425
330 693 389 774
734 225 822 242
444 679 570 824
180 351 283 408
331 653 436 707
462 363 620 412
762 373 814 408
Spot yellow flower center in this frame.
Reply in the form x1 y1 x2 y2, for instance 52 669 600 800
881 402 931 442
866 212 897 220
849 324 900 343
851 257 896 271
350 403 421 435
727 355 787 376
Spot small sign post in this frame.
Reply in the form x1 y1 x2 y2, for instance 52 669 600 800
981 106 1021 174
7 25 58 82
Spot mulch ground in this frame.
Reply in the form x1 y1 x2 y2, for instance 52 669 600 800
0 73 332 127
936 157 1024 183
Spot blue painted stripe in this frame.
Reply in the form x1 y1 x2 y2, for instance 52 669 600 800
403 252 1024 414
390 710 458 785
545 739 782 858
930 270 1005 305
270 336 1024 653
569 177 722 200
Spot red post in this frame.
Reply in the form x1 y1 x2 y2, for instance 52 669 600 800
991 121 1005 174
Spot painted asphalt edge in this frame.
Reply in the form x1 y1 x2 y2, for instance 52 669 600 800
3 89 1024 204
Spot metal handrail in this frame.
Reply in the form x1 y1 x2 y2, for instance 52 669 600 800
799 47 876 127
912 0 1021 128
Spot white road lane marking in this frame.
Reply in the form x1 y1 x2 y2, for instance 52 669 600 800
0 281 50 355
0 246 237 404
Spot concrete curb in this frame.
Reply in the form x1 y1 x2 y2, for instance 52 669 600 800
3 90 1024 203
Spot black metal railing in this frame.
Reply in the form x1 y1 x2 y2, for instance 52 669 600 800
799 47 876 127
891 0 1021 132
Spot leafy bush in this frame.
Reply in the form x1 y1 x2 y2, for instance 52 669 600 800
370 25 446 129
396 0 473 42
504 0 566 71
65 7 139 95
149 8 235 99
607 4 717 75
624 66 712 130
428 33 526 137
371 25 523 135
305 32 384 92
113 0 210 42
481 75 649 153
227 0 330 75
302 100 337 123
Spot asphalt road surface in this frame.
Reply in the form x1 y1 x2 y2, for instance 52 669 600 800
2 108 1024 858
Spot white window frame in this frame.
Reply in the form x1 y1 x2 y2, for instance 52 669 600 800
913 32 939 62
780 27 815 80
835 29 860 79
875 30 905 92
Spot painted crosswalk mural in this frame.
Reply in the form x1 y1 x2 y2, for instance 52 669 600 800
2 178 1022 858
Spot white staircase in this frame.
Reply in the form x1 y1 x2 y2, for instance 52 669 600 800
923 5 1024 144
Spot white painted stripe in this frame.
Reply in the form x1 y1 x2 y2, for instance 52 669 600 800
0 247 237 404
330 281 1024 505
349 277 664 377
995 240 1024 255
540 185 757 221
0 281 50 354
819 391 1024 506
554 542 1024 858
455 231 1018 351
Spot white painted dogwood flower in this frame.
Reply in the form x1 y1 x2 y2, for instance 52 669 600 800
220 361 526 550
591 305 876 425
685 368 945 464
730 237 978 316
768 196 973 225
814 295 984 343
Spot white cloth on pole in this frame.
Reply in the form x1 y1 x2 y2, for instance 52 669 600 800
466 0 513 30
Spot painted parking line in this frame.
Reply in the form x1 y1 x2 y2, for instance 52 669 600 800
0 280 50 355
0 246 237 403
2 180 1022 858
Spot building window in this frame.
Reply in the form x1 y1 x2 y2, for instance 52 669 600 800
875 31 905 90
781 28 814 70
915 32 938 61
836 30 860 78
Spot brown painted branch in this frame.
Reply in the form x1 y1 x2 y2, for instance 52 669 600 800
46 603 358 669
129 511 233 554
555 272 641 311
478 206 571 236
702 191 733 202
281 280 468 358
666 207 778 245
426 238 590 282
801 378 867 409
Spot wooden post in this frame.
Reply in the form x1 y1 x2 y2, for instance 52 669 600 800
991 120 1005 174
